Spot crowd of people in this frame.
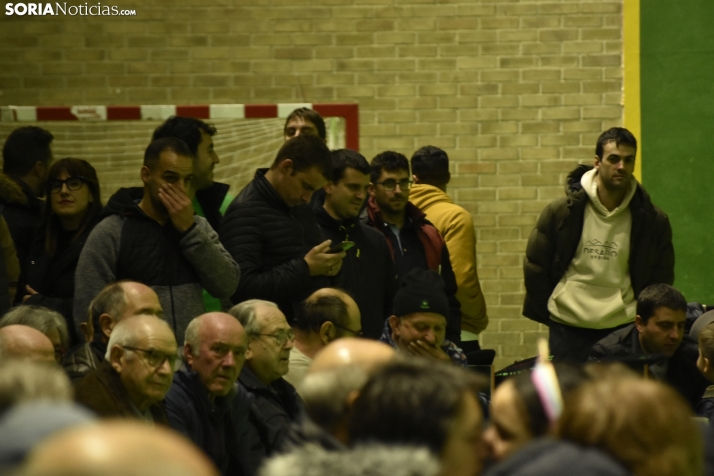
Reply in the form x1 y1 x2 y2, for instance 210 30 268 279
0 109 712 476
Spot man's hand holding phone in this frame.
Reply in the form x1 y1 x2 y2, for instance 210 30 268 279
305 240 347 277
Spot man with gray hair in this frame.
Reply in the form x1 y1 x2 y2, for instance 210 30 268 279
0 325 55 363
63 281 163 380
283 288 362 392
229 300 302 460
164 312 250 475
74 314 177 423
0 305 68 362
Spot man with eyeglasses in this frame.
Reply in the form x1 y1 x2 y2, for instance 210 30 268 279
284 288 362 392
74 314 178 423
230 299 303 460
164 312 252 475
314 149 398 340
362 151 462 344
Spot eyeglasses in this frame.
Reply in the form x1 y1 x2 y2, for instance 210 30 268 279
373 179 413 192
253 330 295 347
50 176 89 194
122 346 179 370
332 322 363 337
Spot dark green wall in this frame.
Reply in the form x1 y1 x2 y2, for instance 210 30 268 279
640 0 714 303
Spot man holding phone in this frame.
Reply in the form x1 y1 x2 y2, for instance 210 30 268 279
314 149 398 339
221 135 346 324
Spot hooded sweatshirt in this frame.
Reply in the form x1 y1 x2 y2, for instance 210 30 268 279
548 168 637 329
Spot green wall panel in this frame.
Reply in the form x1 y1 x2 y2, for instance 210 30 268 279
640 0 714 303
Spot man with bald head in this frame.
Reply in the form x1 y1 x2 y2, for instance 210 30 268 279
23 421 218 476
64 280 163 380
74 314 177 423
229 299 302 460
164 312 250 475
284 338 394 450
284 288 362 392
0 324 55 362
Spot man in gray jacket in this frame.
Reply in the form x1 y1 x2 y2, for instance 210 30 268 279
73 137 240 344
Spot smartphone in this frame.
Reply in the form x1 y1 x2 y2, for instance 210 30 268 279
327 241 355 254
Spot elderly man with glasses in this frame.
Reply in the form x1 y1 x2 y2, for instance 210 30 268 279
74 314 178 423
283 288 363 393
362 151 462 345
229 299 303 460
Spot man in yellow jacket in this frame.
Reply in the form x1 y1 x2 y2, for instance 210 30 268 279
409 146 488 350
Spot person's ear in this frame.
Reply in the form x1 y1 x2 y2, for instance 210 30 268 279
33 161 46 179
324 181 334 194
183 343 195 367
319 321 336 345
99 314 114 341
278 158 294 176
140 165 151 184
634 314 645 333
593 155 601 170
388 315 400 335
367 183 376 197
412 174 421 184
109 346 124 373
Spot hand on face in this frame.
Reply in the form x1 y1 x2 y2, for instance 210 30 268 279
158 183 195 233
304 240 346 277
407 339 451 363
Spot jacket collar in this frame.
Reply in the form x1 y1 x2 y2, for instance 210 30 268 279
251 168 292 213
174 368 235 415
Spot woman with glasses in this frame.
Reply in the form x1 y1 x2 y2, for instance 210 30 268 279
15 158 103 346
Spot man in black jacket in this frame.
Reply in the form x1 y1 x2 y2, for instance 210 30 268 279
1 126 53 266
524 127 674 362
220 135 344 323
314 149 397 339
230 300 303 463
165 312 253 476
589 283 708 409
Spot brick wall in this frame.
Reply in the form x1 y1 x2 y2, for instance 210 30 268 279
0 0 624 369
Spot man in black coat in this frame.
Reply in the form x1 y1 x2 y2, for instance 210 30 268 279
165 312 255 476
589 283 709 409
230 300 303 464
0 126 53 267
313 149 397 339
220 135 345 323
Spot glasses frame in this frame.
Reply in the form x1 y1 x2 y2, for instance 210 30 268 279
373 179 413 192
122 345 179 371
253 330 296 347
50 176 90 194
332 322 363 337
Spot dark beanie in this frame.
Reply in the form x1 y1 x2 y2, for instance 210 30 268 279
393 268 449 318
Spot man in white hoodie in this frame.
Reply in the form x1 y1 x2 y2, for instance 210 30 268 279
523 127 674 362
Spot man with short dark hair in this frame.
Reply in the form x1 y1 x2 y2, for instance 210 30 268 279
410 145 488 349
164 312 250 475
381 268 467 367
284 288 362 391
63 281 163 381
152 116 234 312
230 300 302 459
74 314 178 422
284 108 326 142
524 127 674 363
589 283 708 408
362 151 461 344
1 126 54 265
221 135 343 323
313 149 397 339
74 138 240 345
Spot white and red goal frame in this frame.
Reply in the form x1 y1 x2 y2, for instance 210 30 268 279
0 102 360 151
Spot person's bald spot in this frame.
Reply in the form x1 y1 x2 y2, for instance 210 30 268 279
24 420 218 476
308 337 394 375
0 325 55 363
119 282 163 320
307 288 362 333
